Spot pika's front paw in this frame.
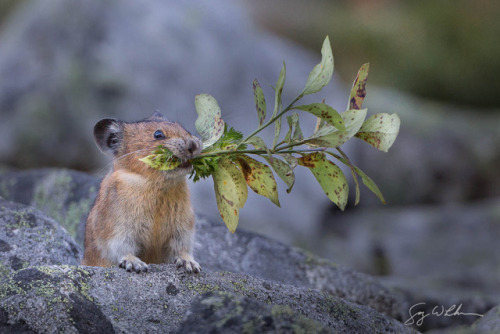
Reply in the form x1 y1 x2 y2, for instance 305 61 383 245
174 257 201 274
119 255 149 273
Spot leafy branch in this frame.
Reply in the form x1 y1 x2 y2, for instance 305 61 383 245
140 36 401 233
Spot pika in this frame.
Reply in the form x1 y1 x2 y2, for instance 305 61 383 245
82 111 202 273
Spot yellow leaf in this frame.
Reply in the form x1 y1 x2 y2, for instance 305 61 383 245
237 155 280 207
212 159 248 232
298 152 348 210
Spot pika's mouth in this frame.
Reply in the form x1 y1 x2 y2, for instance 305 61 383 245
178 160 192 169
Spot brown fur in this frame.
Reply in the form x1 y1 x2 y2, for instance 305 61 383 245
82 114 202 273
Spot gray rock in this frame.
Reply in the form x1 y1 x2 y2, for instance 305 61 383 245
0 169 99 246
0 198 82 275
471 305 500 334
0 265 416 333
176 291 330 333
426 305 500 334
0 195 415 332
313 198 500 330
0 169 410 320
197 217 408 321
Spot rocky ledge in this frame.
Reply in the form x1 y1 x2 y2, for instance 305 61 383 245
0 169 499 333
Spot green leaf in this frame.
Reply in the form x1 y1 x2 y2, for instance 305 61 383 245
139 154 181 171
139 146 181 171
284 116 293 143
352 164 386 204
304 132 347 148
191 155 220 182
246 136 273 162
348 63 369 110
291 113 304 142
285 113 303 143
273 116 282 148
273 62 286 117
352 168 361 206
298 152 348 210
212 159 248 233
295 103 345 132
335 148 360 206
253 79 266 127
313 108 367 138
195 94 225 149
305 108 367 148
237 155 280 207
355 113 400 152
313 117 328 135
302 36 334 96
280 153 298 170
265 157 295 194
341 108 368 138
334 154 386 204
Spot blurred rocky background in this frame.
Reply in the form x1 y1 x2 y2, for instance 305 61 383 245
0 0 499 332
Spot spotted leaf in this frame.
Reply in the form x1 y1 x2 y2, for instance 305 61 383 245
212 159 248 233
355 113 400 152
273 116 282 148
302 36 334 96
348 63 369 110
139 154 181 171
298 152 348 210
284 112 303 144
237 155 280 207
273 62 286 118
246 136 273 162
306 108 367 148
253 79 266 127
195 94 225 149
265 157 295 194
295 103 345 132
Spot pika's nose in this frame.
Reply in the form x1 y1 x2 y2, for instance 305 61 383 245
186 139 200 157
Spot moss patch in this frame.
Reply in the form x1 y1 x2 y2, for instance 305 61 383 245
32 170 93 242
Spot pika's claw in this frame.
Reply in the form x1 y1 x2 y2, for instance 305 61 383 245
174 257 201 274
119 255 148 273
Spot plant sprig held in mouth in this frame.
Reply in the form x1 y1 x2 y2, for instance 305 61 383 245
140 36 400 233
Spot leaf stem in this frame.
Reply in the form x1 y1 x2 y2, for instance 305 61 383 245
323 150 344 161
237 94 303 149
197 145 324 159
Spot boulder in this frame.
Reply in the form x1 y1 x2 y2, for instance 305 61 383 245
197 217 408 321
0 169 99 246
0 197 418 333
426 305 500 334
0 169 409 320
0 265 416 333
314 198 500 330
0 197 81 274
469 305 500 334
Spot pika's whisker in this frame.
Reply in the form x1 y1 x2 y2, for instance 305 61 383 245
114 148 152 162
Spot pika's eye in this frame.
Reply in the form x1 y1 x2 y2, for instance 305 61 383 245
153 130 166 140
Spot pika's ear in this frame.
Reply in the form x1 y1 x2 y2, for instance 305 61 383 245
148 110 168 121
93 118 123 154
